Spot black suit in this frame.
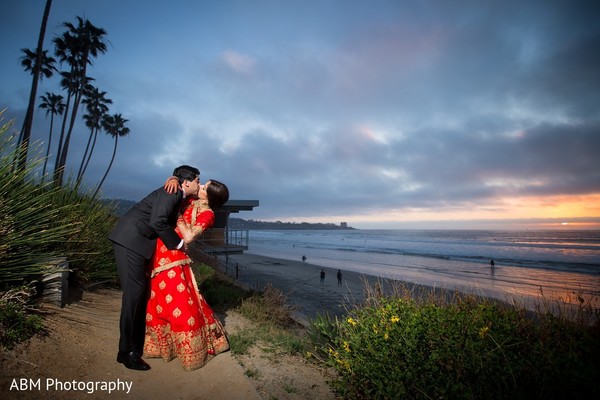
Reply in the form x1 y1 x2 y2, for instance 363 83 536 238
109 187 183 354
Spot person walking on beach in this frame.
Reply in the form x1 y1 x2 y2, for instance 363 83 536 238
490 259 495 270
337 269 342 286
302 255 307 263
109 165 200 371
320 269 325 285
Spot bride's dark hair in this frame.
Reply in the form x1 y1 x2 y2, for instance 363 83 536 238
206 180 229 210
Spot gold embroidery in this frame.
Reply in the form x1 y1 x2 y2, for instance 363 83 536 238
168 269 177 279
177 283 185 293
156 304 162 314
158 257 172 266
173 308 182 318
146 313 152 322
188 316 195 326
150 290 155 299
150 260 191 278
159 280 166 290
165 294 173 304
144 315 230 371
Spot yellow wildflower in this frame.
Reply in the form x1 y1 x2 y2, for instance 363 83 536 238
479 326 490 338
347 317 357 326
390 316 400 323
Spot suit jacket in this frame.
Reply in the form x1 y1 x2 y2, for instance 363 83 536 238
109 187 183 259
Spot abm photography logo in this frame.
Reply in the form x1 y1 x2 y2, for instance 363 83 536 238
10 378 133 395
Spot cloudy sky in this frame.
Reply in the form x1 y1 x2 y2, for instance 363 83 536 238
1 0 599 229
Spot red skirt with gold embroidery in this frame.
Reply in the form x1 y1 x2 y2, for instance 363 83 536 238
144 260 229 371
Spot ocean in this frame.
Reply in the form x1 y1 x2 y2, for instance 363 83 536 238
245 229 600 308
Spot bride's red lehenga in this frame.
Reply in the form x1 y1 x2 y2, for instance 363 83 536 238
144 198 229 371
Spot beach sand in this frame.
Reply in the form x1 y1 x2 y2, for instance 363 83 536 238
224 253 439 323
224 252 583 323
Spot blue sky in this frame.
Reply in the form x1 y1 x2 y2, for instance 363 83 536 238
1 0 600 229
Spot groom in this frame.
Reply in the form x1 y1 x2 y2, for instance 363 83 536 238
108 165 201 371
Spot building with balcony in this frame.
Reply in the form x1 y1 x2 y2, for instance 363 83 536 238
193 199 259 255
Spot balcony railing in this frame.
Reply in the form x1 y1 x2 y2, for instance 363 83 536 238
226 229 249 247
194 229 249 254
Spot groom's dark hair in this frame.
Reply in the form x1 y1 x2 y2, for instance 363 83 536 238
172 165 200 184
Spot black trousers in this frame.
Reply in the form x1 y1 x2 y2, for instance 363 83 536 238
113 243 149 354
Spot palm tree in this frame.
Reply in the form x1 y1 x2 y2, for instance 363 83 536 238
52 16 107 186
93 113 129 198
77 86 112 185
38 92 65 180
16 0 53 172
17 48 57 153
53 71 93 181
19 48 56 79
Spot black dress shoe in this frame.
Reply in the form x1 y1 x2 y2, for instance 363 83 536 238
117 351 151 371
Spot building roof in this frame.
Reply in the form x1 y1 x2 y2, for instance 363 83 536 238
222 200 259 213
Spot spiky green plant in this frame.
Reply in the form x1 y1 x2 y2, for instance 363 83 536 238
47 182 118 282
0 114 82 287
0 111 118 287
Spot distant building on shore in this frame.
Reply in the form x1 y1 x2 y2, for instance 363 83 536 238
227 218 355 230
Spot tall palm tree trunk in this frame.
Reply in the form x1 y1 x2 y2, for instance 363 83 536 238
55 87 84 186
41 112 55 179
16 0 53 172
93 135 118 198
78 128 98 183
53 91 72 181
77 127 96 181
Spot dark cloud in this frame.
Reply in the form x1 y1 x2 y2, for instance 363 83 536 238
1 0 599 226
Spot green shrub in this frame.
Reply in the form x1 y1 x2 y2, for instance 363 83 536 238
49 185 118 283
230 284 306 357
306 312 340 362
526 312 600 398
320 292 599 399
0 112 118 288
0 289 44 350
238 284 295 326
193 263 250 310
0 116 81 287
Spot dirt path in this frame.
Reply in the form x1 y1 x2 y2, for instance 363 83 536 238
1 288 333 400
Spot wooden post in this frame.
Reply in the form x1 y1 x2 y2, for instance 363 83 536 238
41 257 69 307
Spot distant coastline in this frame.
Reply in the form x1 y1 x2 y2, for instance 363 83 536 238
102 199 355 230
228 217 355 230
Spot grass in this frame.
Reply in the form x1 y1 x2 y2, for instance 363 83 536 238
228 284 307 357
244 367 260 379
283 383 298 393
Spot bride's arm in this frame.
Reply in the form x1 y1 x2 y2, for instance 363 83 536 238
177 217 194 244
164 176 180 194
177 219 209 244
177 213 210 244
